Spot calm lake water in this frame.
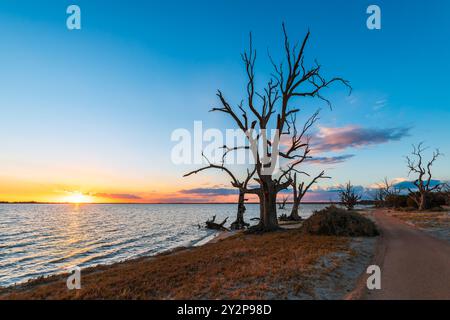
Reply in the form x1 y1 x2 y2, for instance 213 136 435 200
0 203 331 287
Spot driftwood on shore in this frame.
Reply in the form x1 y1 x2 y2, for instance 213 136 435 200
205 215 230 231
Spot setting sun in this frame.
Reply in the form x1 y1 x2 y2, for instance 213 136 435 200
63 192 93 204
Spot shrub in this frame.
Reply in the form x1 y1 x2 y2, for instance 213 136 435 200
339 181 361 210
406 196 418 208
407 192 447 209
300 205 379 237
429 192 447 207
384 194 408 208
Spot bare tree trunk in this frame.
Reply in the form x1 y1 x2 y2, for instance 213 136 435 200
230 191 250 230
290 197 301 220
248 178 279 232
288 175 302 221
419 192 426 211
261 177 279 231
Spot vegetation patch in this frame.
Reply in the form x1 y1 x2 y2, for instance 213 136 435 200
0 230 355 300
300 206 379 237
389 210 450 230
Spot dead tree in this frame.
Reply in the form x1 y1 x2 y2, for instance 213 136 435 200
374 177 399 206
288 171 330 220
340 181 361 210
184 153 256 230
278 196 289 209
209 24 350 232
205 216 229 231
406 143 442 210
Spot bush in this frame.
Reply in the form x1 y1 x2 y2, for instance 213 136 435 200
406 196 417 208
385 194 409 208
406 192 447 209
428 192 447 208
300 205 379 237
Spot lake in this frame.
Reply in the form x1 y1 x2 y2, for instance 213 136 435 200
0 203 332 287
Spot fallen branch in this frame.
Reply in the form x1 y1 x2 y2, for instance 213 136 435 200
205 215 230 231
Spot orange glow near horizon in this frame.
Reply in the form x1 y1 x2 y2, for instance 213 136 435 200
62 192 94 204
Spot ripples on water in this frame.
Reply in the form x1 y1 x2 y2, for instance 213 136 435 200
0 203 328 287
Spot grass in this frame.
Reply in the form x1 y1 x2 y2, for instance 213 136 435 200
389 210 450 230
0 230 354 300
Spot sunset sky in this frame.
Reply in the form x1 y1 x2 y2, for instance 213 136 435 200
1 0 449 203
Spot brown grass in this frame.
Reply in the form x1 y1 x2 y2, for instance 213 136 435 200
0 230 353 300
388 210 450 230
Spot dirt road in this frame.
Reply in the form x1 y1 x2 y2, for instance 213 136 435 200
362 210 450 300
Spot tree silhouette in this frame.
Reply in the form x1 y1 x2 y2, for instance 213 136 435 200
184 153 256 230
406 143 442 210
340 181 361 210
288 170 330 220
208 24 350 232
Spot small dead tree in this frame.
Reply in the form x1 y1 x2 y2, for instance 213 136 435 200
406 143 442 210
184 153 256 230
374 177 399 206
288 170 330 220
278 196 289 209
340 181 361 210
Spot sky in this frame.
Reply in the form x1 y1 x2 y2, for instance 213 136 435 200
0 0 449 203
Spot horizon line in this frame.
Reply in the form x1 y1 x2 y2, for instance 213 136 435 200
0 201 355 205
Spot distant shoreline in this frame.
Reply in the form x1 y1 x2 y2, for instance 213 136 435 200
0 201 339 204
0 201 374 205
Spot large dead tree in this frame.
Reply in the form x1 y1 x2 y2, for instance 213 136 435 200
288 170 330 220
209 24 350 232
184 153 256 230
406 143 442 210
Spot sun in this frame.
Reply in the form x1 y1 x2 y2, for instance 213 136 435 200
63 192 92 204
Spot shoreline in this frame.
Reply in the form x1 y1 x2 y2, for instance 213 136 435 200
0 217 377 299
3 207 447 299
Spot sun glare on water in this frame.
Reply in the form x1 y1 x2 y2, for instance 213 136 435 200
64 192 92 204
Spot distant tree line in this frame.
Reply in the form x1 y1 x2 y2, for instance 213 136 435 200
373 143 448 211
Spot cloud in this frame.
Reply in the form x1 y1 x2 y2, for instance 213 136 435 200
305 154 355 164
393 180 442 190
312 126 410 153
373 99 388 110
94 193 142 200
179 187 238 196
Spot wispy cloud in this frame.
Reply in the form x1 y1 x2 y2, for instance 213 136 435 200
179 187 238 196
94 193 142 200
305 154 355 165
373 98 388 110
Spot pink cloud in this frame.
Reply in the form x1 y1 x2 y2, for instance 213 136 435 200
311 125 410 153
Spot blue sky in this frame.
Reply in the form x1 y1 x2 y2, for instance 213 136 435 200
0 0 449 202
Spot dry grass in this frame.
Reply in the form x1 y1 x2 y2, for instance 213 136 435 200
388 210 450 230
0 230 353 300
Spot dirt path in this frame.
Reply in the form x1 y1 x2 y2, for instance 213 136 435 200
363 209 450 300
